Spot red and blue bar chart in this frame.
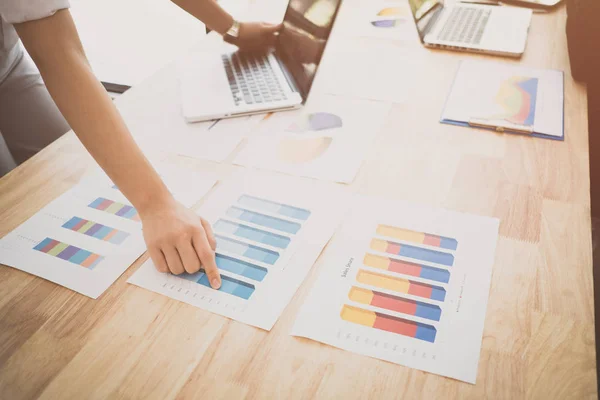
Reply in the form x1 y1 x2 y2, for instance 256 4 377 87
341 224 457 343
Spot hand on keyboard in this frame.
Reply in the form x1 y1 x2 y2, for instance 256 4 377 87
225 22 282 53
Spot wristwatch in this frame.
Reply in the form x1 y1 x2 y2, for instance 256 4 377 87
224 20 241 42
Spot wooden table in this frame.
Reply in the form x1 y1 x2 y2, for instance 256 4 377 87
0 3 596 399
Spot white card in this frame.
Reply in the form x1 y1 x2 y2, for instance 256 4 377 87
291 195 499 383
128 172 347 330
234 95 391 183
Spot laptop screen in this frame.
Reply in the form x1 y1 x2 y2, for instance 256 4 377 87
408 0 443 41
276 0 342 100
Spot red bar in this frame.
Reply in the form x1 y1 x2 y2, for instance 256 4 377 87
96 199 113 211
387 242 402 254
408 281 434 298
373 312 418 337
388 258 422 277
72 219 88 231
40 239 59 253
372 292 417 315
423 234 441 247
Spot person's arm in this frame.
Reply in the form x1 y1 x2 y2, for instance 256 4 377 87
14 9 222 288
171 0 281 50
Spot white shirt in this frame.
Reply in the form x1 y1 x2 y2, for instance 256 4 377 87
0 0 70 83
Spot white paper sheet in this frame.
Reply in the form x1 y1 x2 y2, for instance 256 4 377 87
291 196 499 383
233 95 391 183
128 172 346 330
333 0 417 40
441 61 564 139
312 41 410 104
0 164 217 298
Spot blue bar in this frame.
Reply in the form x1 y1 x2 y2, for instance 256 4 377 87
216 254 268 281
197 273 255 300
226 207 301 234
94 225 112 239
110 231 130 245
69 249 92 264
415 302 442 321
431 286 446 301
415 324 437 343
398 244 454 266
439 237 458 250
180 271 203 282
214 220 291 249
216 235 279 265
237 195 311 221
419 265 450 283
62 217 82 230
34 238 54 251
89 198 105 209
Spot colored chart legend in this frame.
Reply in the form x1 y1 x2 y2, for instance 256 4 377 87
363 253 450 283
216 235 280 265
349 287 441 321
356 270 446 301
237 195 311 220
376 225 458 250
371 238 454 266
341 305 437 342
62 217 129 245
182 270 255 300
88 198 140 221
214 220 291 249
34 238 103 269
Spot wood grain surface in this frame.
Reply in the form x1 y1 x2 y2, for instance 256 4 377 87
0 2 596 399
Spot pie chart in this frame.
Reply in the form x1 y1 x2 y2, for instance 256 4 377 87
286 112 343 133
278 137 333 164
371 6 409 28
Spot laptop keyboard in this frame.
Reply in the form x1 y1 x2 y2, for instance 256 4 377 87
222 52 288 106
436 7 491 45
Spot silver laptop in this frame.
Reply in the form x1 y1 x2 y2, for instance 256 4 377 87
179 0 342 122
409 0 532 57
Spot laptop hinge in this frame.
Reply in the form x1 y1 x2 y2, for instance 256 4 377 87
422 7 444 39
273 52 302 100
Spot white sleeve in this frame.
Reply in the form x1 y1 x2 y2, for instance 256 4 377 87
0 0 70 24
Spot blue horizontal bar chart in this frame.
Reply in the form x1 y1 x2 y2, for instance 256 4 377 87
214 219 290 249
226 206 301 234
182 271 255 300
216 235 280 265
215 254 268 281
237 195 311 220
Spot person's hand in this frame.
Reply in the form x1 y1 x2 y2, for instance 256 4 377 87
226 22 282 52
141 198 221 289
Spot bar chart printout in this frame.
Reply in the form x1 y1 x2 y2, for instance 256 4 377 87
128 175 345 330
291 196 499 383
0 167 217 299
